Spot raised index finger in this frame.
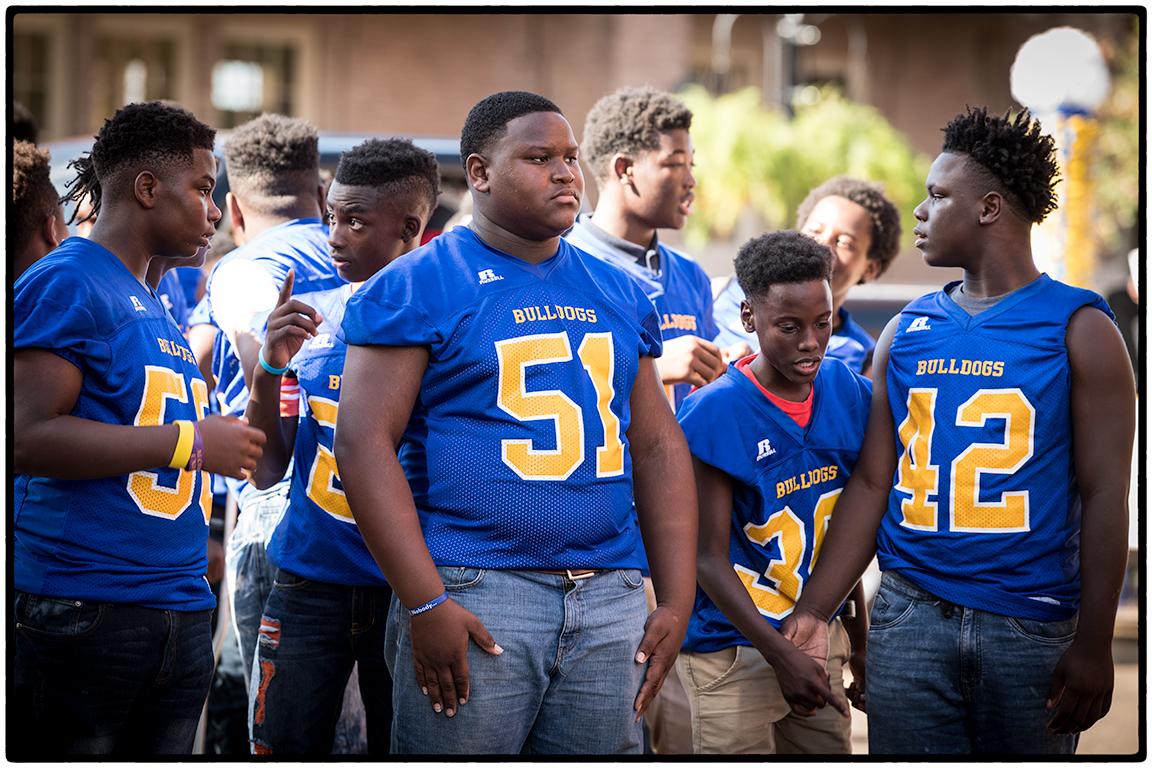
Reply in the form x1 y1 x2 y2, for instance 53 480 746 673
276 269 296 309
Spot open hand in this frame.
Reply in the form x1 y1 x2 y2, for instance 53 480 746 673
409 598 503 717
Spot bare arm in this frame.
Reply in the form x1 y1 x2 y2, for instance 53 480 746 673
1045 306 1135 734
692 455 848 718
627 356 699 719
15 348 264 480
334 343 500 719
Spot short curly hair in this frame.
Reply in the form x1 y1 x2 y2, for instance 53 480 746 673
735 230 834 303
795 175 903 278
224 113 320 216
941 106 1059 224
580 86 693 185
61 101 215 225
12 139 59 256
460 91 561 166
335 137 442 215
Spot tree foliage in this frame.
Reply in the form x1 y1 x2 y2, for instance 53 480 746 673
1094 15 1140 255
677 84 930 249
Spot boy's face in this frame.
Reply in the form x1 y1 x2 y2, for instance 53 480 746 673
155 147 221 258
619 128 695 231
801 195 877 300
477 111 583 240
741 279 832 390
326 180 425 283
913 152 981 268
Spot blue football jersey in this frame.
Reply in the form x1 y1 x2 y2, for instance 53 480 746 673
206 218 344 505
677 359 871 653
566 219 718 409
257 284 388 586
712 276 876 374
877 275 1113 621
340 227 662 570
157 268 190 333
14 239 215 610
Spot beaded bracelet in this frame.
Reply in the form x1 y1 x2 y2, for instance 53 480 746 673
169 420 194 469
409 592 448 616
259 346 290 376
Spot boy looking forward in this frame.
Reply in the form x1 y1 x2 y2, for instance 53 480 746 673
334 91 697 754
676 231 867 754
784 107 1135 754
13 101 265 755
242 138 440 755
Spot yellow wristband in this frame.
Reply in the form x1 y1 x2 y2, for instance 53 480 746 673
169 420 194 469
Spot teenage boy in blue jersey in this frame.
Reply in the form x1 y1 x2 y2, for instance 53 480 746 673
713 176 902 377
205 113 344 688
335 91 698 755
13 101 265 756
677 230 867 754
783 107 1135 754
242 138 441 755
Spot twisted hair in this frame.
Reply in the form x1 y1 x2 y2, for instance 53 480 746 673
795 175 903 278
335 137 442 214
61 101 215 225
581 86 692 184
460 91 561 166
224 113 320 216
12 139 59 256
735 230 834 303
941 106 1059 224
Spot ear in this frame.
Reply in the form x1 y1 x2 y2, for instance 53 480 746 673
42 213 64 249
134 171 158 209
227 192 245 237
400 213 424 244
979 191 1003 225
612 154 634 185
859 257 882 285
739 299 756 334
315 183 327 218
466 154 491 193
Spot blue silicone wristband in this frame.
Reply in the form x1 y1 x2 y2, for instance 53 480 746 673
258 346 290 376
409 592 448 616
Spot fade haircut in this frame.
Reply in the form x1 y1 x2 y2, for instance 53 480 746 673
735 230 834 303
581 86 693 184
224 113 320 217
61 101 215 225
12 140 59 256
941 106 1059 224
335 138 442 215
460 91 562 166
795 175 903 278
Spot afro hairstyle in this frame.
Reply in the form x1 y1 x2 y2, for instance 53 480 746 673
334 137 442 215
12 139 59 256
941 106 1059 224
735 229 834 303
460 91 562 167
795 175 903 279
581 86 692 184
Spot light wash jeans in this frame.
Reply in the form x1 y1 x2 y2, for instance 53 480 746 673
385 566 649 755
866 570 1079 755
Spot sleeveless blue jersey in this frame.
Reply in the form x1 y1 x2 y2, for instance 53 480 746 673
877 275 1113 621
677 359 871 652
712 276 876 374
565 220 718 409
206 218 343 505
257 284 388 586
340 227 662 570
14 239 215 610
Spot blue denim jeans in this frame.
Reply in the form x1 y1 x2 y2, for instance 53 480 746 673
866 571 1079 755
385 567 649 755
249 570 393 755
225 482 288 688
12 592 214 756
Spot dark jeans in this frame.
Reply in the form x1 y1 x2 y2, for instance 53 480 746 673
249 570 393 755
12 591 214 756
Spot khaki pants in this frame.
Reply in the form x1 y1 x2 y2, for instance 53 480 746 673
642 578 694 754
678 619 852 754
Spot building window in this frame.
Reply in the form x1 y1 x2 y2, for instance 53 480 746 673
12 32 51 132
91 37 176 131
212 43 294 128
